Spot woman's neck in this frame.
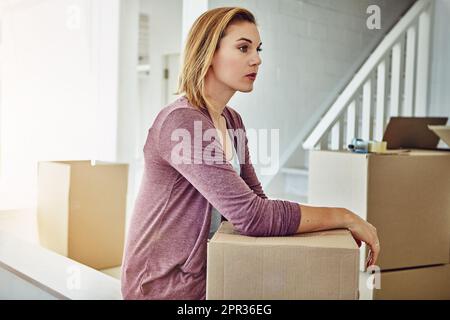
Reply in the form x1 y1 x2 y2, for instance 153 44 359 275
204 70 235 123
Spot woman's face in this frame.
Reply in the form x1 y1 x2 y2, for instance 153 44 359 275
209 21 262 93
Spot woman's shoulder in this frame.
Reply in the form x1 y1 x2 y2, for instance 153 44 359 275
160 95 198 115
153 96 205 127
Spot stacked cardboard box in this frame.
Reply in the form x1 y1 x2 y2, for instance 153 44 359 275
207 222 360 300
308 149 450 299
37 161 128 270
373 264 450 299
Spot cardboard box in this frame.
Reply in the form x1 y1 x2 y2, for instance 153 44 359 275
37 161 128 270
373 264 450 300
206 222 359 300
308 150 450 272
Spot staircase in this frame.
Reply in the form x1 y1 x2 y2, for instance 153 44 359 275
270 0 434 203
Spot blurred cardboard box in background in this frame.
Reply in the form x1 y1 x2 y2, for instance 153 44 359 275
37 161 128 270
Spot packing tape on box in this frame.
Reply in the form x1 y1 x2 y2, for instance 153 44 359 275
368 141 387 153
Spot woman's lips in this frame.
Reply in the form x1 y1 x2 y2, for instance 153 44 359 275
246 74 257 81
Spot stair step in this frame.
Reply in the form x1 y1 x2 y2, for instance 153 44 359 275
281 166 309 176
282 166 309 198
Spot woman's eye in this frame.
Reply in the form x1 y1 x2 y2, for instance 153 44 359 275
239 46 263 53
239 46 248 53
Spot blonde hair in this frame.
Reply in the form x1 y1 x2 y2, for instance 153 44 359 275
176 7 257 110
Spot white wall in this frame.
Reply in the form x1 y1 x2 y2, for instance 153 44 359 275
115 0 182 236
429 0 450 120
116 0 140 233
0 0 120 210
207 0 415 183
0 0 183 217
182 0 208 46
115 0 183 232
139 0 182 146
0 15 3 177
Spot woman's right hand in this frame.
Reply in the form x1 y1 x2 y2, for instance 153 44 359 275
296 205 380 268
343 209 380 269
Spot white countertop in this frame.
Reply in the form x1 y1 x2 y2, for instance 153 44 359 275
0 209 122 300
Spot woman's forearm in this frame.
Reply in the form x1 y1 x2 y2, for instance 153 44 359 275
296 204 353 234
295 204 381 267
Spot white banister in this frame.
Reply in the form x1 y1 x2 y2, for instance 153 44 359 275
362 77 373 141
339 117 345 149
303 0 433 150
320 134 329 150
331 117 345 150
331 121 340 150
415 6 432 116
346 101 356 146
375 58 389 141
390 39 404 117
404 24 418 116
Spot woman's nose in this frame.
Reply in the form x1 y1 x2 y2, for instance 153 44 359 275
251 53 262 66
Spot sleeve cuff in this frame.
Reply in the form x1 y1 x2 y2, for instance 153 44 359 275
287 201 301 235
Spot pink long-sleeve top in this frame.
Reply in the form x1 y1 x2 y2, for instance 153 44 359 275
121 96 301 300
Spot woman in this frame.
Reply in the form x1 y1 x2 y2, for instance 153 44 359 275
121 7 380 300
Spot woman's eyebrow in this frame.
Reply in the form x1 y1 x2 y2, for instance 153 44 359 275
236 37 263 46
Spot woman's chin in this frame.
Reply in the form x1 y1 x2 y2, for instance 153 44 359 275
238 84 254 93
